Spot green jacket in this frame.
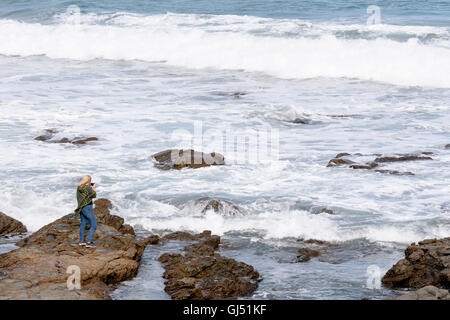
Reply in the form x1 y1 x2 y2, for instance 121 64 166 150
75 185 97 214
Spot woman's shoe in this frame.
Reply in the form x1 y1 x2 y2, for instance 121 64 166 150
85 242 96 248
78 242 87 246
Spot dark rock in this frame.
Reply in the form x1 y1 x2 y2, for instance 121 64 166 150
34 136 48 142
292 117 312 124
195 230 212 239
349 164 374 170
374 170 415 176
232 92 246 98
320 208 335 215
310 207 335 215
118 224 135 235
297 238 335 245
58 138 71 143
162 230 213 242
182 197 246 216
445 144 450 149
295 238 338 263
34 129 98 145
327 152 432 175
71 137 99 145
303 239 331 245
0 199 147 299
335 153 351 158
217 92 247 99
152 149 225 170
296 248 322 262
0 212 27 236
144 235 160 245
382 237 450 289
158 231 260 300
327 115 354 118
34 129 57 142
184 236 221 257
374 155 433 163
327 158 355 167
56 137 98 145
162 231 196 241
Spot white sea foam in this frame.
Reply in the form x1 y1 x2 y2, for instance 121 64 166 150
0 12 449 88
125 201 450 244
0 11 449 247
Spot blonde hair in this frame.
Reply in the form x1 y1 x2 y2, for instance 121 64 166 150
79 175 92 187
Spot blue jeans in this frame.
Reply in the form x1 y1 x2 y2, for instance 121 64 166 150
79 204 97 243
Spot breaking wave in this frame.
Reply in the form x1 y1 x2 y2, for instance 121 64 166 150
0 12 449 87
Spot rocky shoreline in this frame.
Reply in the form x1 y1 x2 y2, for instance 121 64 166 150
0 199 150 299
382 237 450 289
0 199 260 300
1 198 449 300
381 237 450 300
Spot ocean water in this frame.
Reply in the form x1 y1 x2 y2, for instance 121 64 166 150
0 0 450 299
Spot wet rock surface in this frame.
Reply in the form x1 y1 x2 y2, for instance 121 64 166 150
216 91 247 99
382 237 450 289
295 238 338 263
161 230 212 242
158 230 260 300
0 212 27 236
373 154 433 163
293 238 383 265
152 149 225 170
389 286 450 300
0 199 149 300
327 158 356 167
296 248 322 262
181 197 247 216
292 117 312 124
327 152 433 175
373 169 414 176
70 137 99 145
145 235 161 245
291 200 337 215
34 129 98 145
309 207 335 215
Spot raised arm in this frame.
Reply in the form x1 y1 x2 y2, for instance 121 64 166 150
87 185 97 199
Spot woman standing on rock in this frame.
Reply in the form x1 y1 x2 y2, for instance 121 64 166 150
75 175 97 248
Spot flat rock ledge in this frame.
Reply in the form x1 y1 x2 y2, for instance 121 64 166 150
152 149 225 170
0 199 153 300
158 230 260 300
382 237 450 289
388 286 450 300
0 212 27 236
